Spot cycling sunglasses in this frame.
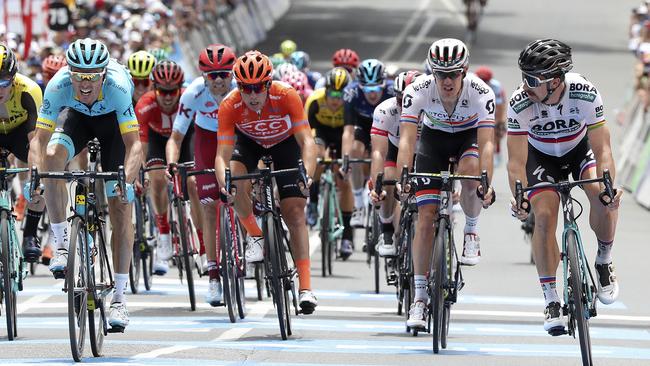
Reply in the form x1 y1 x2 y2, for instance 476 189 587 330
522 72 553 88
0 77 13 88
326 89 343 99
204 70 232 80
132 77 151 87
238 81 270 94
433 69 463 80
361 81 385 93
156 87 181 97
70 70 105 82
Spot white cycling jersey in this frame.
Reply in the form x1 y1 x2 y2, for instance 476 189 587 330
507 72 605 157
371 97 400 147
400 73 495 133
173 76 235 134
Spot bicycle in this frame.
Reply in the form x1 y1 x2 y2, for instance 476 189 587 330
0 150 29 341
29 140 128 361
129 166 163 294
464 0 485 45
515 169 616 366
372 174 403 296
168 162 203 311
316 152 345 277
402 162 492 353
224 156 306 340
188 167 246 323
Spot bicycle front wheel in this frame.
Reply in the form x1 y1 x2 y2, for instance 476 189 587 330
371 209 380 294
219 204 238 323
1 211 17 340
89 227 110 357
567 231 593 366
319 183 330 278
431 218 448 354
67 218 88 362
264 213 289 340
177 202 196 311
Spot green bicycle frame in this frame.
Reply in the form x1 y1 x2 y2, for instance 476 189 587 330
317 168 344 242
0 167 29 292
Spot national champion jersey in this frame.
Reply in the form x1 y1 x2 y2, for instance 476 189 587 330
507 72 606 157
400 73 495 133
37 59 137 134
217 81 310 149
344 80 396 128
305 88 345 129
371 97 400 147
135 89 185 141
0 73 42 134
173 76 234 135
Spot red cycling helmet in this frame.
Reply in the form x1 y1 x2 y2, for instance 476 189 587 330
199 44 236 72
42 55 68 75
152 60 184 89
474 66 493 83
332 48 360 69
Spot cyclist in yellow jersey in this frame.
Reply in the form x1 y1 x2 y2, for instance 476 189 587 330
304 67 355 258
0 45 46 263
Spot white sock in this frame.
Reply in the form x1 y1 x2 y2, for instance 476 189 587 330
540 276 560 306
596 239 614 264
414 275 428 302
112 273 129 304
51 222 70 251
464 215 479 234
353 188 365 210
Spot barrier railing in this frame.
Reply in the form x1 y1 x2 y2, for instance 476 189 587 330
617 95 650 209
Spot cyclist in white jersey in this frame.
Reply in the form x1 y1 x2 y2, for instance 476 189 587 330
166 44 237 306
507 39 622 335
396 39 496 330
369 70 421 257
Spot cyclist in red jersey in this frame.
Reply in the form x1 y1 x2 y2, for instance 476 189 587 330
215 51 318 314
135 60 203 275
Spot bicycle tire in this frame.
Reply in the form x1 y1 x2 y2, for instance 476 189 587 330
255 262 264 301
143 198 156 291
320 182 330 278
567 231 593 366
89 228 109 357
432 217 448 354
372 209 380 294
177 201 196 311
233 216 247 319
264 213 289 340
129 198 145 294
219 204 237 323
67 218 87 362
1 211 16 340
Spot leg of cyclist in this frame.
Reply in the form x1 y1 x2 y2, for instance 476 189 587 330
336 167 354 256
349 138 367 229
457 149 483 265
307 142 326 227
230 161 264 264
377 165 398 257
406 201 436 329
148 166 171 274
201 200 222 306
186 176 207 269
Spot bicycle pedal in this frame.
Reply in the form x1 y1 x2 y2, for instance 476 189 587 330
52 270 66 280
209 301 223 308
547 326 567 337
107 325 125 333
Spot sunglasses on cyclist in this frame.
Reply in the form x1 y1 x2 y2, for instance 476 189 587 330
156 87 181 97
522 72 553 88
361 81 385 94
204 71 232 80
238 81 270 94
70 70 105 82
326 89 343 99
0 77 13 88
132 77 151 87
433 69 463 80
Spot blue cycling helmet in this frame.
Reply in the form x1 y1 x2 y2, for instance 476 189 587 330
356 59 385 85
289 51 310 71
66 38 110 69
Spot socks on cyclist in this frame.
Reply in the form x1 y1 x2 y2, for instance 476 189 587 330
23 209 43 238
540 276 560 305
296 258 311 291
464 215 479 234
51 222 69 251
309 183 319 205
112 273 129 304
197 229 205 256
241 213 263 237
595 238 614 264
380 214 394 234
353 188 365 210
155 214 170 234
342 211 353 240
207 260 219 281
414 275 428 302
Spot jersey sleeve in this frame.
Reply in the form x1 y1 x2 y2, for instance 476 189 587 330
305 92 320 128
284 87 309 132
216 97 237 146
343 86 358 127
21 79 43 128
575 81 606 130
173 89 196 135
506 89 530 136
371 103 390 137
37 79 67 131
476 87 496 129
400 83 422 125
108 83 139 135
135 97 150 142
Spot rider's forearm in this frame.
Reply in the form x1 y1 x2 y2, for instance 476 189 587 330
124 139 143 183
165 131 184 165
29 129 51 170
215 145 233 188
370 137 388 185
478 128 495 183
396 124 416 172
341 125 354 157
300 137 318 178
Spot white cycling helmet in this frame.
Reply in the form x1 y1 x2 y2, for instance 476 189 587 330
426 38 469 72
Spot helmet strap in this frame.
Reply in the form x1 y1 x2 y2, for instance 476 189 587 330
540 74 565 105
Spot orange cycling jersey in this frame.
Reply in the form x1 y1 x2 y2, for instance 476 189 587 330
217 82 309 148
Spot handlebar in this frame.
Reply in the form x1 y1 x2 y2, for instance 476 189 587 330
30 165 129 203
222 160 309 203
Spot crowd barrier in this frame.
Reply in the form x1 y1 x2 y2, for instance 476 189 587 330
174 0 290 78
617 96 650 209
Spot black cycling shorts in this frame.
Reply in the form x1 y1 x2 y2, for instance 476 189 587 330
526 137 596 199
385 141 398 167
354 125 371 151
314 124 343 158
0 116 35 162
413 126 478 206
231 131 305 200
146 127 194 167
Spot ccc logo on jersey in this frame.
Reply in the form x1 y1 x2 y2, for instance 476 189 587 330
238 117 292 139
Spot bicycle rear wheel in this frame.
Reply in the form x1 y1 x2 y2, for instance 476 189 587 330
371 208 380 294
89 228 110 357
219 204 238 323
67 218 87 362
143 198 156 291
177 201 196 311
255 263 264 300
233 216 247 319
319 183 330 278
567 231 593 366
264 213 289 340
1 211 17 340
129 199 145 294
431 218 448 354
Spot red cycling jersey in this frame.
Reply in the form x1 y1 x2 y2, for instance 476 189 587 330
135 89 185 142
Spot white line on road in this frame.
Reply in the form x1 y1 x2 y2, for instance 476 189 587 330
399 11 438 62
440 0 467 26
380 0 432 62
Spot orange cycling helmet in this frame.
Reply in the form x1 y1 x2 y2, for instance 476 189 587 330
233 51 273 84
42 55 68 75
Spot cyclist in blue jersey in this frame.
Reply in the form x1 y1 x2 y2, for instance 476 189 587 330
28 38 142 331
341 59 395 245
166 44 237 306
